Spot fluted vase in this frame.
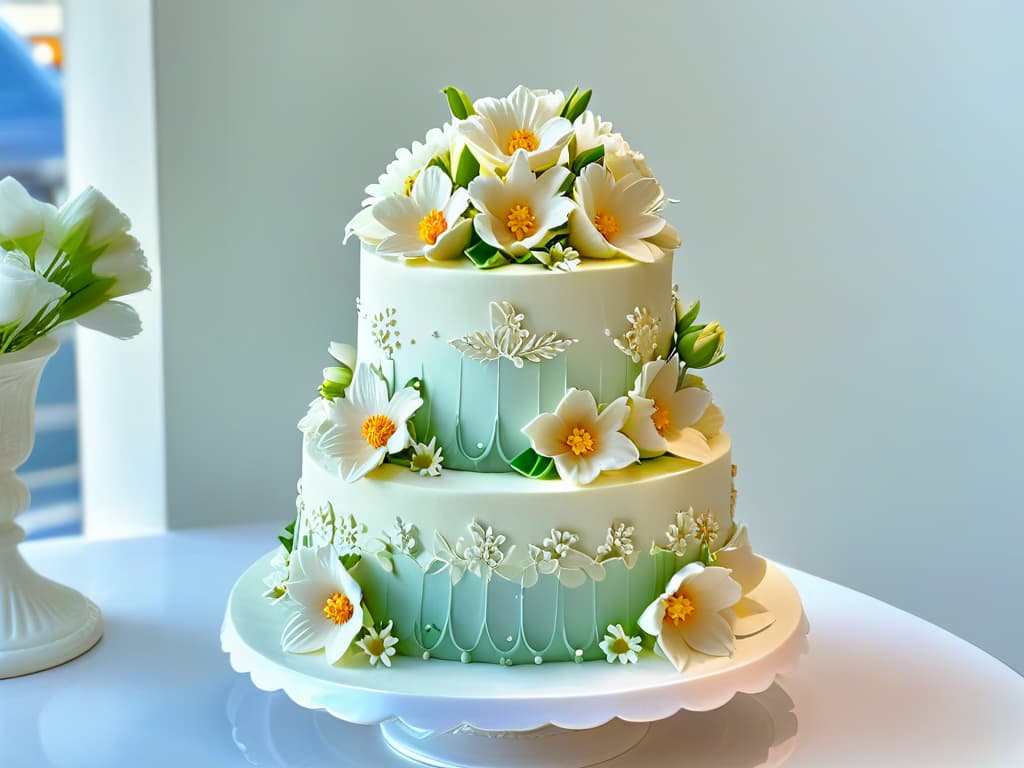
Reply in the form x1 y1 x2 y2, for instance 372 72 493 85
0 336 103 678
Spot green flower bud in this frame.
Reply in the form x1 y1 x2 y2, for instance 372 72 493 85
319 365 353 400
675 298 700 334
677 321 726 369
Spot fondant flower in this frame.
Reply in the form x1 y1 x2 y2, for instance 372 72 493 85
599 624 642 664
262 549 290 603
52 185 131 253
344 124 452 246
602 133 654 181
535 242 580 272
715 524 767 596
571 111 614 155
457 85 572 173
468 150 575 257
372 166 472 261
521 388 639 485
568 163 670 262
319 364 423 482
356 621 399 668
90 233 151 298
281 546 365 664
409 436 443 477
622 355 715 462
298 398 331 435
638 562 742 672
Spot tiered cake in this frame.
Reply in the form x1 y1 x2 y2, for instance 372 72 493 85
266 86 772 672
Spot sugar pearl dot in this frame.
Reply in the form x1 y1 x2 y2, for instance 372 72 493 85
424 624 433 632
534 656 543 665
476 442 485 450
422 651 430 661
500 657 507 666
460 651 471 664
506 635 513 643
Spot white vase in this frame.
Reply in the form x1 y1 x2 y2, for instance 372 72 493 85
0 336 103 678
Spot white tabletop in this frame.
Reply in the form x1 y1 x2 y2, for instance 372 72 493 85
2 524 1022 768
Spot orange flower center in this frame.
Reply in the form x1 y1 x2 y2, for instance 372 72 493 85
506 203 537 240
418 209 448 245
364 636 387 657
610 637 631 655
664 589 695 627
362 414 397 449
652 400 671 435
565 425 597 457
323 592 355 625
507 128 540 154
594 210 620 240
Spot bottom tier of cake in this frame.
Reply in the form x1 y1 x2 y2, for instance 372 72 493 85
274 432 754 665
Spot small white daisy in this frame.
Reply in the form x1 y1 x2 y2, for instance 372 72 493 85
357 620 400 668
599 624 642 664
409 436 444 477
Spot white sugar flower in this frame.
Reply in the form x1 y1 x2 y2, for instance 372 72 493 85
0 249 64 330
389 517 419 555
568 163 671 263
52 185 131 253
622 355 715 462
356 620 400 668
521 388 639 486
90 233 151 298
639 562 742 672
409 436 443 477
298 398 331 436
599 624 642 664
468 150 575 257
715 524 767 596
596 522 636 564
464 521 509 579
665 508 697 556
319 364 423 482
262 549 291 603
572 112 614 155
372 166 473 261
331 512 366 554
457 85 572 173
535 242 580 272
344 124 453 246
328 341 357 369
281 546 365 665
525 528 605 588
693 510 720 547
602 133 654 181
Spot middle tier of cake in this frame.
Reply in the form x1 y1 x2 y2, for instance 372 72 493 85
294 432 737 664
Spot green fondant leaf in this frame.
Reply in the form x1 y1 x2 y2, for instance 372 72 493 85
339 552 362 571
465 238 508 269
443 86 475 119
509 447 559 480
562 88 592 123
453 145 480 189
278 520 296 553
571 143 605 174
559 86 579 118
557 169 576 197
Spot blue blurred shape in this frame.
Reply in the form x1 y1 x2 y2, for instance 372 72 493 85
0 19 63 168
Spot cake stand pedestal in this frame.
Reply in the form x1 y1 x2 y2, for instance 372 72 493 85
223 553 808 768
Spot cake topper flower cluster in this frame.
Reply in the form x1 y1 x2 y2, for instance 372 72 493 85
345 85 681 270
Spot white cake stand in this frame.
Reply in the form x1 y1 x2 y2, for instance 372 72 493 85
222 552 808 768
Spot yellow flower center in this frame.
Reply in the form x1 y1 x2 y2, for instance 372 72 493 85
506 203 537 240
418 209 448 245
362 414 398 449
610 637 631 655
364 635 386 657
323 592 355 625
594 211 621 240
664 589 695 627
565 425 597 457
506 128 540 154
652 400 671 435
403 172 419 196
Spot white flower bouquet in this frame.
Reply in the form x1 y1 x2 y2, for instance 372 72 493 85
345 85 682 270
0 177 150 354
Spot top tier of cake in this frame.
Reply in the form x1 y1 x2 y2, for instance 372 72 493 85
356 247 675 471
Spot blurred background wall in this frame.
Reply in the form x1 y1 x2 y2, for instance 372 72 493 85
63 1 1022 670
